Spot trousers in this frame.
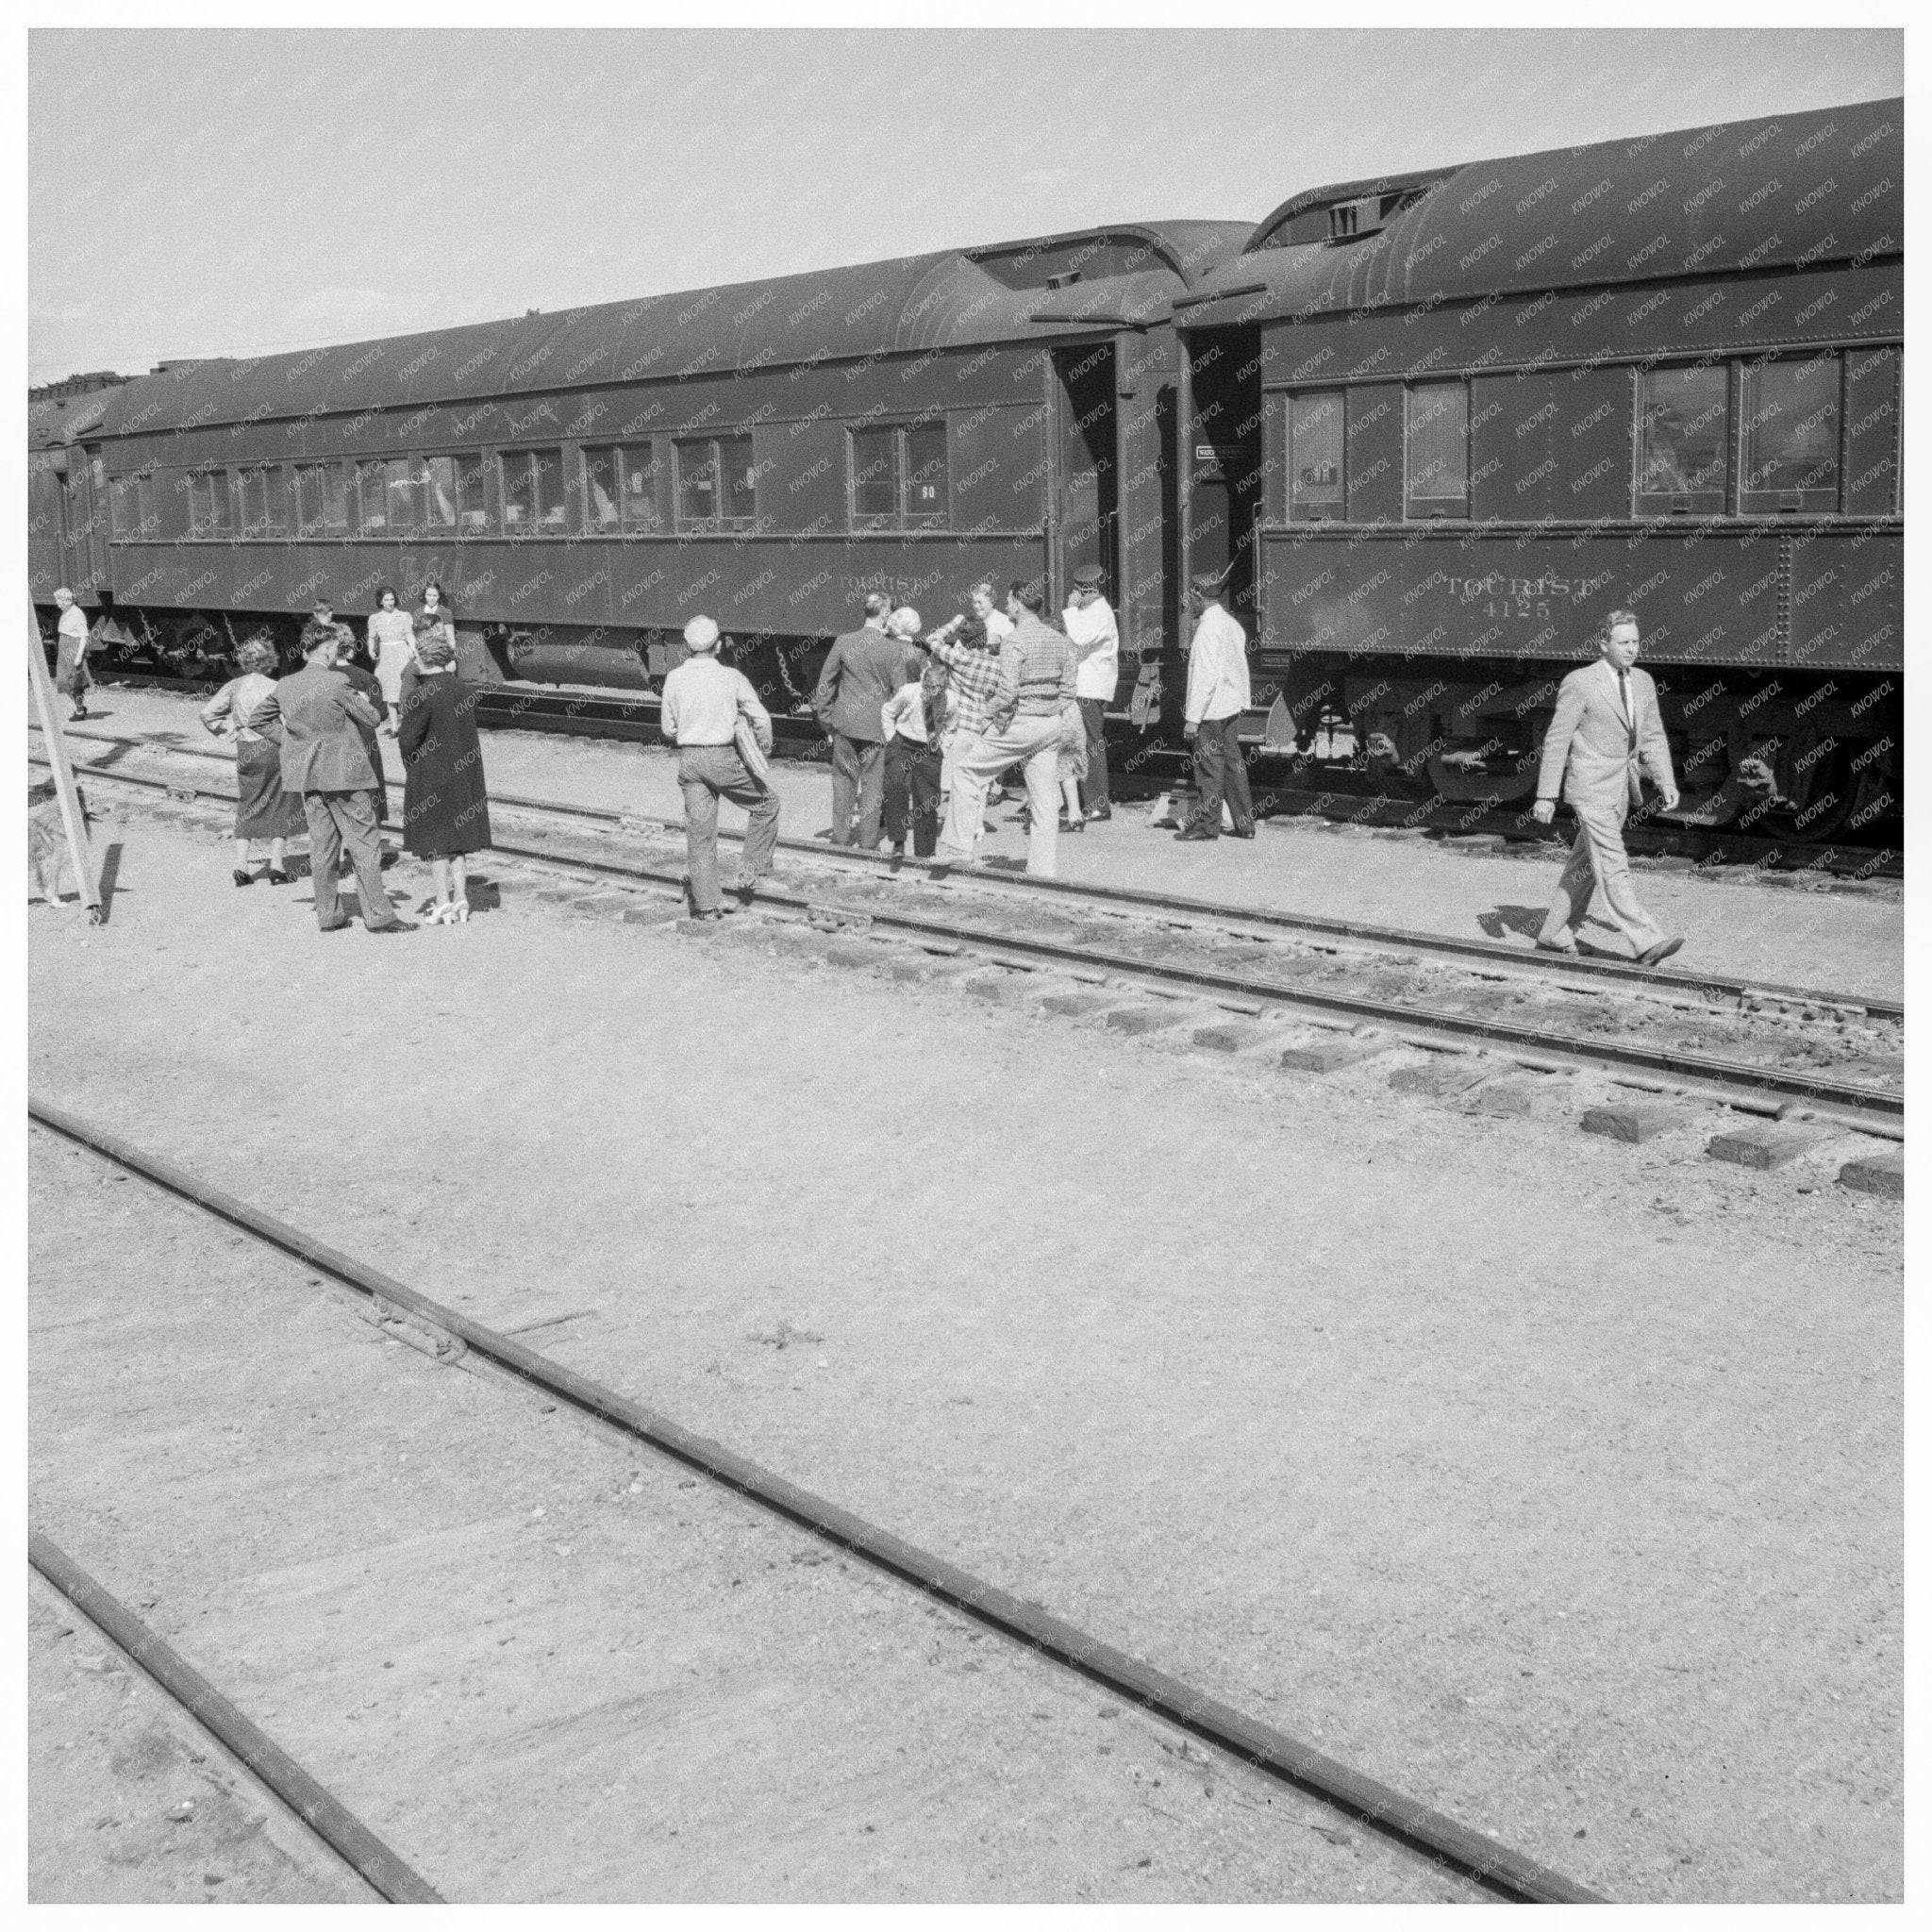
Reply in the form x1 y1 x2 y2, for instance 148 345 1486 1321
304 790 397 929
828 732 886 847
883 733 943 856
938 711 1065 876
1190 713 1254 834
1076 695 1109 811
1538 789 1664 954
678 745 780 912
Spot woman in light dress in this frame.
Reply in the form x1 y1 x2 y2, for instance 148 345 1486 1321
414 581 457 669
199 635 303 886
365 586 417 733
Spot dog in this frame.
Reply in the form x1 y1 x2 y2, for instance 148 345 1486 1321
27 778 91 905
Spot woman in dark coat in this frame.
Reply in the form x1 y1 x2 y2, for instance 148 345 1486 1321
396 631 491 924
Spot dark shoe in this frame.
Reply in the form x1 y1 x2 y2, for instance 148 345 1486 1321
267 869 291 886
317 915 352 932
1059 816 1084 834
378 850 398 871
1174 824 1219 842
1534 937 1578 956
366 921 414 936
233 869 255 888
1636 934 1685 968
1229 825 1256 840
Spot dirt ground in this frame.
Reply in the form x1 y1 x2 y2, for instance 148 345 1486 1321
26 796 1903 1901
64 684 1904 1003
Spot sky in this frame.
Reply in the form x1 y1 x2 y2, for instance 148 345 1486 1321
26 26 1904 386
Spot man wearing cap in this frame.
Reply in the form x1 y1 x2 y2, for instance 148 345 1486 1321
1177 571 1255 841
660 615 778 921
251 626 412 934
1531 608 1684 965
810 591 908 848
1063 566 1118 821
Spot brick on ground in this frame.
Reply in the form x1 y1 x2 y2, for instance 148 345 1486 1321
1105 1002 1207 1037
888 953 978 985
1036 989 1119 1019
1466 1076 1572 1118
1191 1016 1291 1054
1707 1122 1835 1171
1580 1101 1692 1144
1276 1033 1394 1074
1388 1056 1495 1099
1837 1150 1904 1198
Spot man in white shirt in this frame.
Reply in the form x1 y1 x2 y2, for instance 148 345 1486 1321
53 589 92 721
1177 572 1255 841
660 614 778 920
1063 564 1118 822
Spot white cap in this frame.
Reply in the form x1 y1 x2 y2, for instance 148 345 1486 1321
683 615 720 652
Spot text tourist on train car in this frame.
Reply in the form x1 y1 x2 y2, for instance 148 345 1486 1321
1531 608 1683 966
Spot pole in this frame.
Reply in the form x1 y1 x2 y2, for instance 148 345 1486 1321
26 594 102 920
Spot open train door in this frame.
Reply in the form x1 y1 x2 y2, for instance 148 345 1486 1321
1050 343 1119 609
1180 326 1262 627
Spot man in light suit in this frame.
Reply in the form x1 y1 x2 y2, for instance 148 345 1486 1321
1532 608 1682 965
254 628 411 935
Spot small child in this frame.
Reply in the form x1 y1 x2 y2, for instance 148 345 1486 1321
880 615 948 868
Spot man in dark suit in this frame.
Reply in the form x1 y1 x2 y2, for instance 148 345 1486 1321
254 628 411 934
810 591 909 846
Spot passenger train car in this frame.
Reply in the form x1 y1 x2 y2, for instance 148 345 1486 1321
31 95 1901 840
1174 95 1902 840
29 225 1251 721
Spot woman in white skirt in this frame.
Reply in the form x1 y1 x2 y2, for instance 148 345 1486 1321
366 587 416 734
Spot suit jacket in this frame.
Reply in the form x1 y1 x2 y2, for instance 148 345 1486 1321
812 625 911 742
1537 658 1674 810
254 665 384 794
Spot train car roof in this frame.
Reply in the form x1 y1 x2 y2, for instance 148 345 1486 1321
73 222 1252 442
1177 95 1901 330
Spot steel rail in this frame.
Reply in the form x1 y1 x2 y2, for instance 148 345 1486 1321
31 752 1905 1124
31 723 1906 1022
27 1527 442 1903
27 1097 1605 1906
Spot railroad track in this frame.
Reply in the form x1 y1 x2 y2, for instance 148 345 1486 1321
32 738 1906 1129
75 679 1904 880
29 1094 1603 1905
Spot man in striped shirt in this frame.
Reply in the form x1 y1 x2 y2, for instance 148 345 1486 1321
934 581 1076 878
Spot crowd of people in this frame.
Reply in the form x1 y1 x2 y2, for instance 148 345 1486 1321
86 560 1680 963
196 586 487 932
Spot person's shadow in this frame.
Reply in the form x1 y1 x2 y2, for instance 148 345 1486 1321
1477 904 1551 942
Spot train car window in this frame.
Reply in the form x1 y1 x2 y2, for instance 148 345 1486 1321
622 446 659 529
584 446 622 529
1288 392 1344 521
850 428 898 528
1404 383 1469 518
1637 366 1729 515
500 447 566 531
905 424 949 529
237 467 283 537
356 459 396 533
455 453 491 531
419 457 458 529
1740 355 1842 514
109 471 157 538
719 437 757 525
294 462 349 535
675 437 757 531
187 470 235 538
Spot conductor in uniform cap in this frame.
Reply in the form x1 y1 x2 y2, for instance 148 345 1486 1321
659 615 779 921
1176 568 1255 841
1531 608 1683 965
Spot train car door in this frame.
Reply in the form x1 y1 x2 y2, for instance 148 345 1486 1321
61 445 110 595
1051 343 1119 608
1181 326 1262 626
